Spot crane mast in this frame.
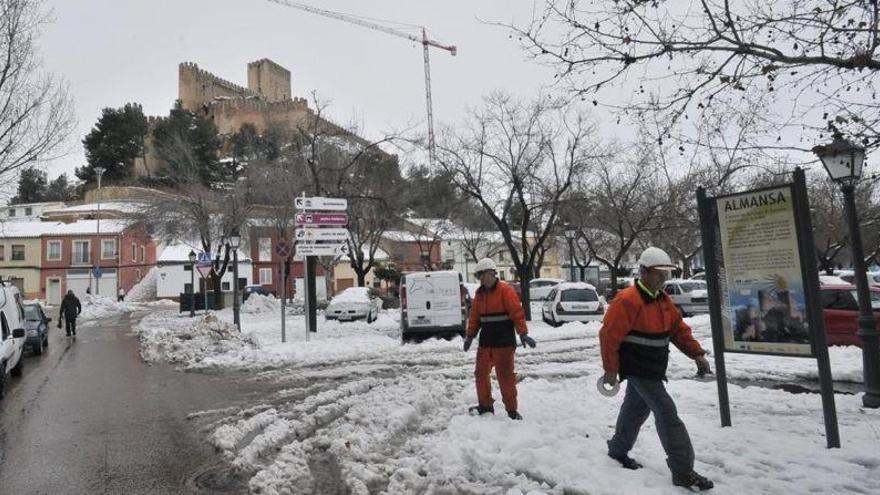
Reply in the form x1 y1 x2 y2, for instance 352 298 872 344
266 0 456 167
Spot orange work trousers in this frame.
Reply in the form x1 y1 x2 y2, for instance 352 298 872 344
475 346 518 412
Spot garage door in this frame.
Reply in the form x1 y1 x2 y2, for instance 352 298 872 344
66 268 118 298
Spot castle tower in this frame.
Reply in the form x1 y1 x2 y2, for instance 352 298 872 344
247 59 292 103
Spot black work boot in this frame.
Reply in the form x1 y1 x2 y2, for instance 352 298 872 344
608 453 643 470
507 410 523 420
672 471 714 491
468 405 494 416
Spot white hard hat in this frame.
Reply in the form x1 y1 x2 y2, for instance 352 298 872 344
638 247 676 271
474 258 497 274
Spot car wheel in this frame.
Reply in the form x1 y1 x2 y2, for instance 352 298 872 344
11 356 23 377
0 365 6 399
43 335 48 348
33 342 43 356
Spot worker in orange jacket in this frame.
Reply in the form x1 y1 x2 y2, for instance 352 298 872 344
464 258 536 420
599 247 714 491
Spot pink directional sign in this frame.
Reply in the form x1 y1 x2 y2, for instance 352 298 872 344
295 212 348 226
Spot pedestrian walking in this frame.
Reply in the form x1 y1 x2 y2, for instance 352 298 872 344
118 287 125 302
58 290 82 337
464 258 536 420
599 247 714 491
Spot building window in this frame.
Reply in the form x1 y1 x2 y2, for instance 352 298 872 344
11 245 25 261
222 281 230 291
47 241 61 261
24 207 32 216
259 238 272 262
259 267 272 285
0 245 4 261
102 239 117 260
131 242 136 262
7 208 15 217
499 271 506 280
140 246 145 263
73 240 90 264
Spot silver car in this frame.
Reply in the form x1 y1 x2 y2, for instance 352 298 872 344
325 287 381 323
663 279 709 316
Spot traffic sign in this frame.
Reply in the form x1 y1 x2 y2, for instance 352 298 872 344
275 240 292 258
295 228 350 242
196 264 213 278
294 196 348 211
294 243 349 258
93 266 102 279
295 213 348 226
197 252 211 263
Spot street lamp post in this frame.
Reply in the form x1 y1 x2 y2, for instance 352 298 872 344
813 135 880 408
229 229 242 331
565 229 577 282
188 250 197 318
94 166 105 296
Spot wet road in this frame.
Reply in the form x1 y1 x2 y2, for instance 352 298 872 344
0 312 255 494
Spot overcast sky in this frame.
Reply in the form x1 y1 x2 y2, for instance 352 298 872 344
40 0 561 179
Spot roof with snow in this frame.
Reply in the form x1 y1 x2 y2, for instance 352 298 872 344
43 201 146 215
0 220 132 238
157 243 251 263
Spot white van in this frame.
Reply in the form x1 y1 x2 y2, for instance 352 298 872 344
400 271 467 342
0 284 27 399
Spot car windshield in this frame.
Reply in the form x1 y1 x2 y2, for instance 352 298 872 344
560 289 598 302
679 282 706 293
24 305 41 321
859 291 880 310
819 290 880 311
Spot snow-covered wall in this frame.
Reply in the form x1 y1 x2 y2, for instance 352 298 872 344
156 262 252 299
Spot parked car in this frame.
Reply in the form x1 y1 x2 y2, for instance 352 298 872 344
325 287 382 323
820 283 880 346
529 278 564 301
243 285 273 301
541 282 605 327
400 270 467 342
663 279 710 317
22 302 50 355
835 271 880 287
0 285 27 399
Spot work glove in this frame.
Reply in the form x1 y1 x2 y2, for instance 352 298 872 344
695 355 713 377
463 337 474 352
520 334 536 349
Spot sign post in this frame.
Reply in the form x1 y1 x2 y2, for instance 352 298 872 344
196 252 212 313
296 195 349 340
697 168 839 448
275 241 292 343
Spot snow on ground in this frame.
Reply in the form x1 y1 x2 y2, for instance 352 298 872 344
125 268 157 302
134 305 880 494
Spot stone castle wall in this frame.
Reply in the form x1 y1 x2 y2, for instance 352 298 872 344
178 62 259 112
248 59 291 103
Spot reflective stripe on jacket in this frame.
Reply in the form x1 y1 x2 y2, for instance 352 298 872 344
599 282 705 380
467 281 528 348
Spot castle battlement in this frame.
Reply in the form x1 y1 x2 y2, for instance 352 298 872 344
209 96 309 113
179 62 259 101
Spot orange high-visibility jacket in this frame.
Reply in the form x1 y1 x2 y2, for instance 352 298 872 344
467 281 528 347
600 283 705 379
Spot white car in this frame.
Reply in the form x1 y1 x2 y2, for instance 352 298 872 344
663 279 710 316
325 287 381 323
835 270 880 287
541 282 605 327
529 278 565 301
688 272 706 281
0 284 27 400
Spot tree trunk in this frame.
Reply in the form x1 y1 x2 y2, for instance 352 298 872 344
210 272 223 310
518 265 532 322
357 271 366 287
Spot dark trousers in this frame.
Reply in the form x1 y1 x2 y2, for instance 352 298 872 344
607 376 695 476
65 317 77 335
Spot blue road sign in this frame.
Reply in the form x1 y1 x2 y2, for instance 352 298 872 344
93 266 103 279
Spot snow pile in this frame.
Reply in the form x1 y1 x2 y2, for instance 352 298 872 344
241 294 281 314
78 294 133 321
138 313 258 367
125 268 157 302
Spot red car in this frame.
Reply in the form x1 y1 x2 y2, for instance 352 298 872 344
820 284 880 346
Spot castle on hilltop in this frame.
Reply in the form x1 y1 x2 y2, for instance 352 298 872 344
136 59 353 178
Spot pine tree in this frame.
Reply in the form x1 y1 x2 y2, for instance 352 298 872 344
12 167 48 204
44 174 77 201
152 101 222 187
77 103 148 184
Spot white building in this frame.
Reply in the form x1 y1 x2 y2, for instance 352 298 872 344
155 244 252 299
1 202 66 221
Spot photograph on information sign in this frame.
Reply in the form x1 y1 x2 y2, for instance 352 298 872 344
716 186 812 355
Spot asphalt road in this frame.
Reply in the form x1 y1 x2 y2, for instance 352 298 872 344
0 312 254 494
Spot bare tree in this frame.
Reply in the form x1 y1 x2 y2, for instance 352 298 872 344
0 0 73 192
438 92 604 319
514 1 880 148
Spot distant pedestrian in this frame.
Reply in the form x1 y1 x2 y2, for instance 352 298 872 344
600 247 714 491
58 290 82 337
463 258 535 420
86 286 92 295
118 287 125 302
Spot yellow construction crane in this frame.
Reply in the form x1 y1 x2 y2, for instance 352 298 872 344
266 0 457 167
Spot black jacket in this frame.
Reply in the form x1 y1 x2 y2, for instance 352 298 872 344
60 294 82 320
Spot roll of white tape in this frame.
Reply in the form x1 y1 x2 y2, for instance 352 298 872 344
596 375 620 397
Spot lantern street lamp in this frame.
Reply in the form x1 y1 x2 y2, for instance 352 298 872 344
94 166 105 296
229 228 242 331
564 228 577 282
813 135 880 408
188 249 197 318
